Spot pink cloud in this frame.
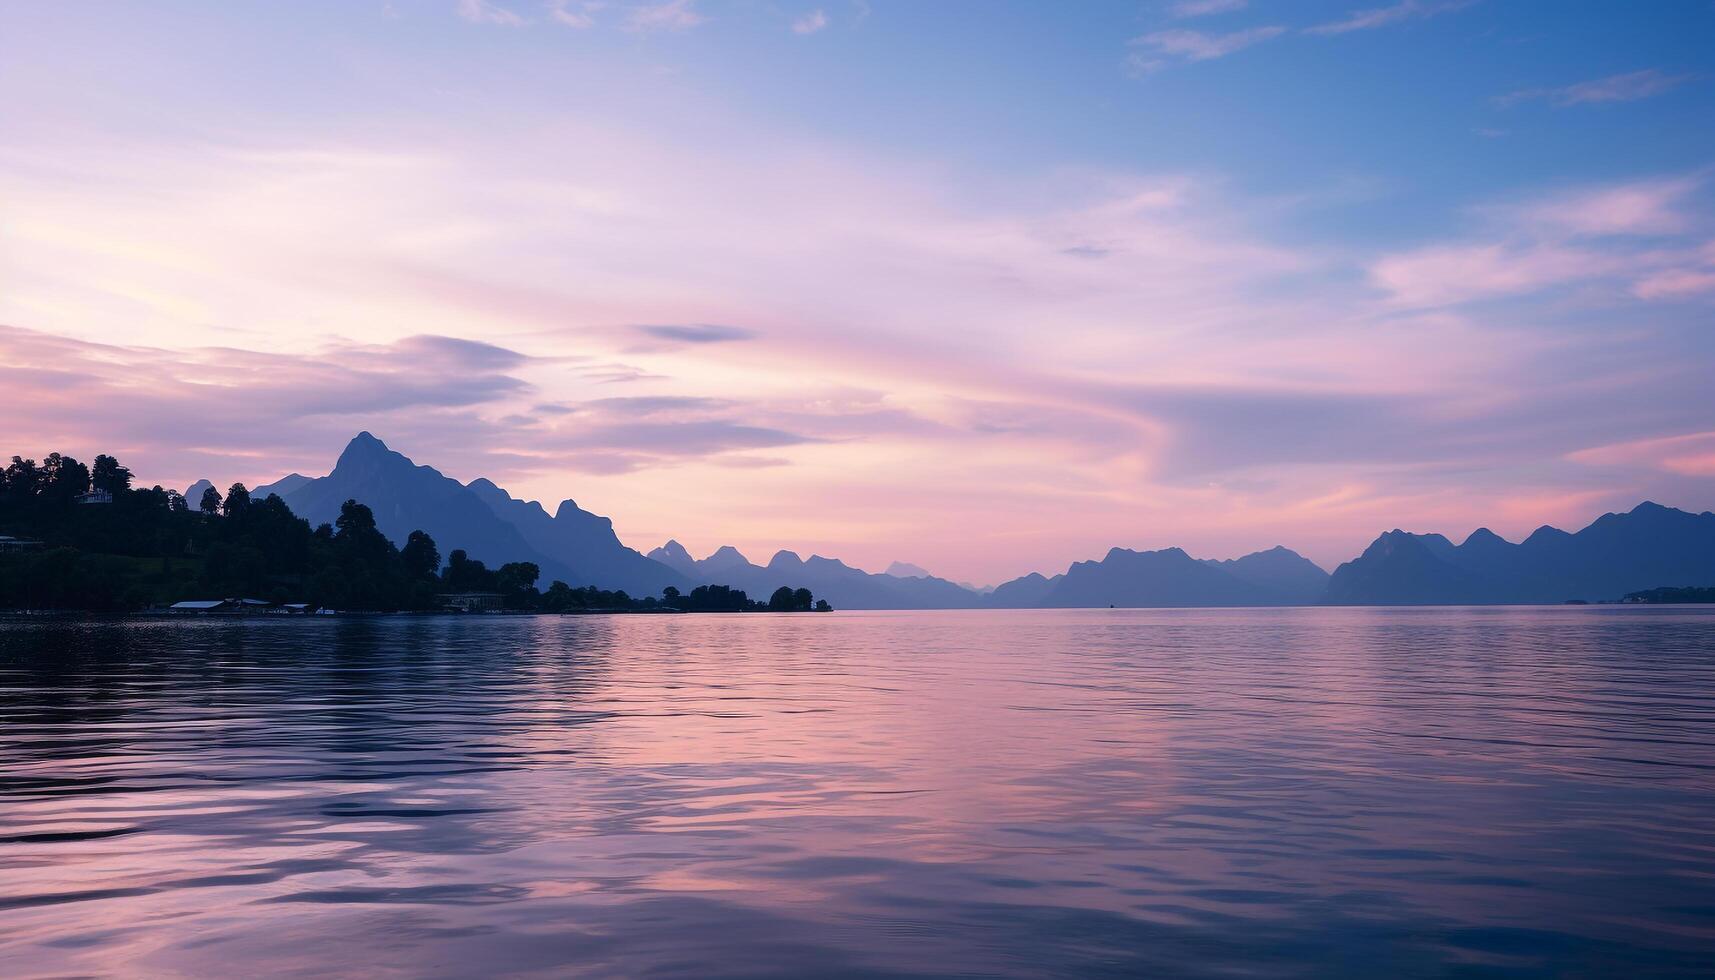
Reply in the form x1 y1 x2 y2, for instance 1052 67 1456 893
1128 26 1284 73
1 125 1709 582
1511 177 1698 237
1370 176 1711 306
1369 243 1618 307
1567 431 1715 477
1497 69 1696 108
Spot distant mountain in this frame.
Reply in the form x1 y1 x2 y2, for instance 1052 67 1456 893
986 545 1327 608
647 542 985 610
1325 502 1715 604
994 547 1273 607
267 432 571 579
464 478 685 595
986 571 1060 607
263 433 686 594
252 472 311 498
250 437 1711 609
1204 546 1330 605
646 540 699 577
183 479 215 505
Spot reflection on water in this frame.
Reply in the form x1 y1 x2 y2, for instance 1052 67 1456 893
1 608 1713 977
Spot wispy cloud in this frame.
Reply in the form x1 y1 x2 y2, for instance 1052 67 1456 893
1128 26 1283 73
1506 176 1698 237
626 0 704 32
791 9 828 34
1170 0 1247 17
1369 175 1711 306
456 0 526 26
633 323 758 344
1305 0 1472 36
546 0 603 28
1496 68 1696 108
5 121 1709 579
1567 430 1715 477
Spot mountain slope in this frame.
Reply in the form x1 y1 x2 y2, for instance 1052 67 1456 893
648 542 985 609
467 478 686 595
1031 547 1281 607
1325 503 1715 604
252 473 312 498
269 433 577 584
1205 546 1330 604
986 545 1326 608
1323 530 1488 605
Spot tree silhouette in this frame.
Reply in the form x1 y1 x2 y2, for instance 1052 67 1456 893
223 483 252 518
335 499 377 536
90 454 132 494
1 443 842 616
39 454 90 502
401 530 440 581
5 457 41 499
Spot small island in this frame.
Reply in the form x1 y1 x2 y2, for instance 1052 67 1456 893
1622 586 1715 604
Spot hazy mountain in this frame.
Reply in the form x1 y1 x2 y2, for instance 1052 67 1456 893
986 545 1327 608
999 547 1282 607
649 542 985 609
267 433 577 583
263 432 685 593
255 437 1710 609
183 479 215 506
463 478 687 596
646 540 699 577
1324 502 1715 604
1204 546 1330 604
985 571 1060 606
700 545 755 577
1322 531 1487 605
252 473 312 498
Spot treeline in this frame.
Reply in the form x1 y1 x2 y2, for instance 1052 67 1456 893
0 450 830 614
1623 586 1715 604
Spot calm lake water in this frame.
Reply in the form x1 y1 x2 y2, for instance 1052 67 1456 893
1 608 1712 978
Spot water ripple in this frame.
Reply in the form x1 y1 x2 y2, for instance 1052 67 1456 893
1 607 1713 976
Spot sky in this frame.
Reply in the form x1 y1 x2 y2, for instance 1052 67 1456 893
2 0 1712 585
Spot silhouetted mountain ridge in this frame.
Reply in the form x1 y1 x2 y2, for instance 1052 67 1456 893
993 545 1327 608
1325 502 1715 604
251 435 1710 608
647 541 984 610
263 433 686 594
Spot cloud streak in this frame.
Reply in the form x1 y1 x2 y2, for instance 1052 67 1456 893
1 79 1709 579
1305 0 1472 36
634 323 759 344
456 0 526 26
1128 26 1284 72
791 9 827 34
1369 175 1712 307
626 0 703 32
1497 69 1696 108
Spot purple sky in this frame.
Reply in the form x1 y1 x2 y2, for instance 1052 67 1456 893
2 1 1712 583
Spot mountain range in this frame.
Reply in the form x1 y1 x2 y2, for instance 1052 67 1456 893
253 432 687 596
647 540 984 609
211 433 1714 608
984 544 1329 607
1323 502 1715 604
